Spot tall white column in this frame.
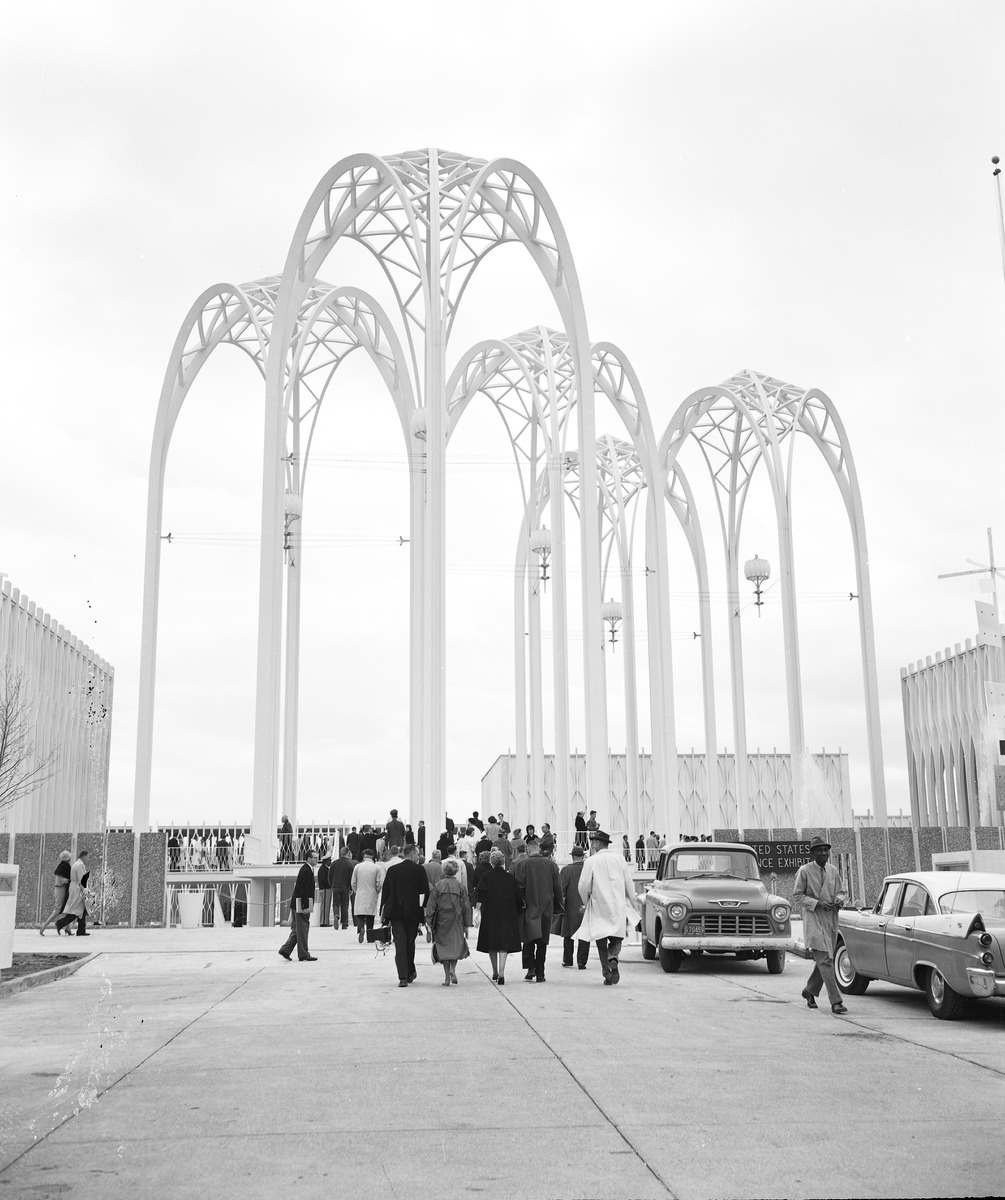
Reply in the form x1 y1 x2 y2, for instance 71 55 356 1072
420 149 447 850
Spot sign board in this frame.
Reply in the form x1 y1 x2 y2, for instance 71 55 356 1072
742 841 813 872
995 766 1005 812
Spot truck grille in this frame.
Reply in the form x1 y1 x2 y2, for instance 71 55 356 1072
688 914 773 936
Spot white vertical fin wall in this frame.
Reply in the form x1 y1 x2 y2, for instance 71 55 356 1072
0 580 113 834
901 637 1003 827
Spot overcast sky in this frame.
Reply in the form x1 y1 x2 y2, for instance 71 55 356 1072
3 1 1004 831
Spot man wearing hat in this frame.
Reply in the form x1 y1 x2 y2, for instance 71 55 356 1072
558 844 590 969
576 830 641 984
792 836 848 1014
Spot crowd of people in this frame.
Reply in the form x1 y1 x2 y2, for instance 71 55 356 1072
278 808 641 986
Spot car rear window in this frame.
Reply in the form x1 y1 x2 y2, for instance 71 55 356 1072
668 852 760 880
939 890 1005 918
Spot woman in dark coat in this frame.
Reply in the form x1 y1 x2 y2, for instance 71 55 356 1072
472 850 492 891
475 849 523 985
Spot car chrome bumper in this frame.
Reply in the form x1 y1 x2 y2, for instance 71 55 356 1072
965 968 1005 998
660 934 796 952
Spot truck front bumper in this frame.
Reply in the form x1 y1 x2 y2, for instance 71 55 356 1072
660 934 796 952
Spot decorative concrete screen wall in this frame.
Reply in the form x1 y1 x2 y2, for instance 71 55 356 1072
4 831 166 927
483 751 850 838
0 580 114 835
901 630 1005 828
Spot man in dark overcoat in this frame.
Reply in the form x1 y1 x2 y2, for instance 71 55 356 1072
379 844 429 987
514 843 564 982
558 845 589 969
329 847 354 930
346 827 360 859
278 815 294 863
385 809 406 849
279 848 318 962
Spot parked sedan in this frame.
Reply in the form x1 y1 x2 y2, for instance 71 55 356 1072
836 871 1005 1019
642 842 795 974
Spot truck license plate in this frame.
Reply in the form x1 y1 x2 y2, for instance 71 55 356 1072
684 923 702 936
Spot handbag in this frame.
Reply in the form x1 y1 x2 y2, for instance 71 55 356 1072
366 924 393 944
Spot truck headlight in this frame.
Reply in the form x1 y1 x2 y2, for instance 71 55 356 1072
668 903 686 922
771 905 789 923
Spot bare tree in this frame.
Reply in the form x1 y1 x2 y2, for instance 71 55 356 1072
0 659 59 815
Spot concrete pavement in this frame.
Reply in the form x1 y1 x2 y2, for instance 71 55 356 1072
1 924 1003 1199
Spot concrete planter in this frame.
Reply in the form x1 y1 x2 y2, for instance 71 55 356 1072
177 890 204 929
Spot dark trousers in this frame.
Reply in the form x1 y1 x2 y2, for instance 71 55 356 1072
317 888 332 925
280 911 311 959
596 935 623 980
522 916 552 978
806 948 842 1006
355 913 375 940
391 919 420 981
331 888 350 928
56 912 86 935
563 936 590 967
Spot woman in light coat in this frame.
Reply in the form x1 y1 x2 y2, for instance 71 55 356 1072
39 850 72 935
425 859 472 985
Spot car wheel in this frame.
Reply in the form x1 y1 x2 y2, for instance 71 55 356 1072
641 934 656 961
924 966 966 1020
834 940 871 995
656 926 683 973
766 950 786 974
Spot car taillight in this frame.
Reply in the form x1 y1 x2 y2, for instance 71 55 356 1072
979 932 993 948
981 952 995 966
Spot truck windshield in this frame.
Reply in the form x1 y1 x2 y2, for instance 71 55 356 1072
668 852 760 881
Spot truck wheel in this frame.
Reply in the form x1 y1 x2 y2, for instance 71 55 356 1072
834 941 871 995
766 950 786 974
657 927 682 974
925 966 966 1020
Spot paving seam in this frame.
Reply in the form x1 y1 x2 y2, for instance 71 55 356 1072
709 969 1005 1079
473 961 679 1200
0 964 266 1177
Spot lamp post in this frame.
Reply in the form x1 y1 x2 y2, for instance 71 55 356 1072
602 597 624 649
744 554 770 614
529 527 552 585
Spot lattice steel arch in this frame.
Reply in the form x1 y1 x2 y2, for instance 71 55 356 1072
446 327 706 841
133 277 415 831
251 150 607 858
660 368 887 829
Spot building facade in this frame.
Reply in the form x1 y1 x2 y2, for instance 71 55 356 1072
0 580 113 834
901 599 1005 828
482 749 850 839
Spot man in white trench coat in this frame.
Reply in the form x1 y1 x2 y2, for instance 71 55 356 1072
577 830 641 984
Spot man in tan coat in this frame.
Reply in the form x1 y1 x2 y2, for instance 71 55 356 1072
793 836 848 1014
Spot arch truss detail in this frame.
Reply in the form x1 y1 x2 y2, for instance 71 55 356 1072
136 151 889 860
